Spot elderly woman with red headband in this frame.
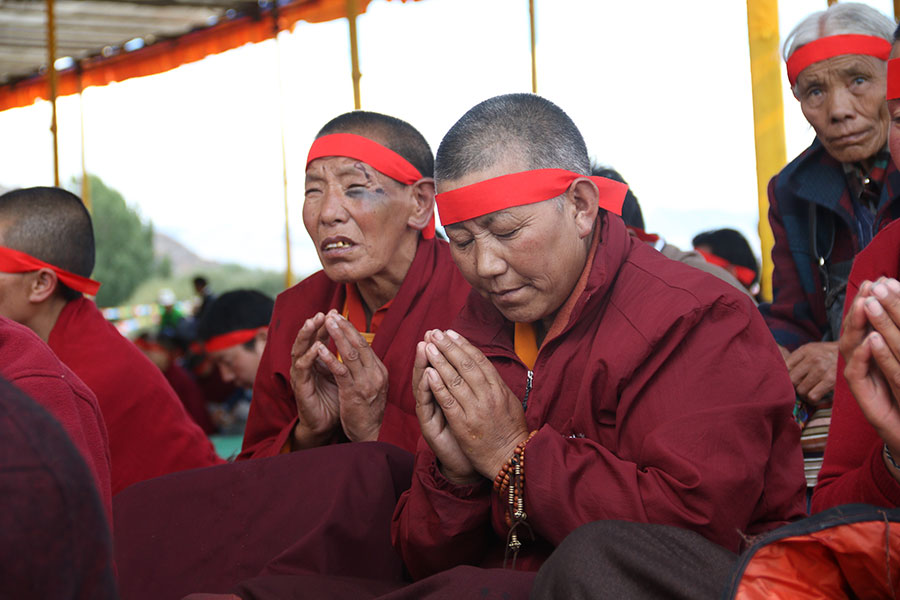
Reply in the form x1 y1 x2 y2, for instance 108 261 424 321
811 42 900 512
239 111 471 459
391 94 805 598
760 4 900 436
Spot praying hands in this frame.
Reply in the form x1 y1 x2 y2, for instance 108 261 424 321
413 328 530 485
841 277 900 479
289 309 388 448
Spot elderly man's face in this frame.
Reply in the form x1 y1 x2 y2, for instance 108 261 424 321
795 54 888 164
304 156 413 285
442 160 592 328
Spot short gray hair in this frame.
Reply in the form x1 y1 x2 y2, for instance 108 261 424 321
434 93 591 183
783 2 894 64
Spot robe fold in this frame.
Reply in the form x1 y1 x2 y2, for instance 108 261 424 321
113 442 414 600
392 215 807 579
49 297 223 495
0 315 112 524
241 236 471 458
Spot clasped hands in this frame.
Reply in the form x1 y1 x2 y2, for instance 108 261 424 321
413 329 530 486
289 309 388 448
841 277 900 474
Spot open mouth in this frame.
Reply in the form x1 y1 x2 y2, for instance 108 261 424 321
320 237 355 253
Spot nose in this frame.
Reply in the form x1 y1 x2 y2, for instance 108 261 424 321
218 363 235 384
828 85 858 123
473 238 507 279
318 186 350 226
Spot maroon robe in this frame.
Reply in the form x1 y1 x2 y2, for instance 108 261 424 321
812 219 900 511
0 315 112 524
0 376 117 599
392 215 807 578
49 297 223 495
241 236 471 458
113 442 413 600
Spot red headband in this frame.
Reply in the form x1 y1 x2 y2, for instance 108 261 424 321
204 327 265 353
435 169 627 226
786 34 891 86
695 249 756 287
888 58 900 100
0 246 100 295
306 133 435 239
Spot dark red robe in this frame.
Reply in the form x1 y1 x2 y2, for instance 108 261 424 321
812 219 900 511
0 315 112 524
0 376 117 599
49 297 223 495
241 236 471 458
392 215 808 579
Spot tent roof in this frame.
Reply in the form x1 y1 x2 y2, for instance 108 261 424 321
0 0 377 111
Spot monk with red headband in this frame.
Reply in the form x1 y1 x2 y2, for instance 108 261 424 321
240 111 470 458
391 94 806 598
759 4 900 493
0 187 222 494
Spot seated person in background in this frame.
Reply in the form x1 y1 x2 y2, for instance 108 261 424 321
812 55 900 510
197 289 274 391
761 3 900 408
595 166 755 299
0 376 117 599
240 111 471 458
193 275 215 323
134 332 217 435
392 94 806 597
692 228 760 297
0 187 223 494
0 314 112 524
197 289 274 433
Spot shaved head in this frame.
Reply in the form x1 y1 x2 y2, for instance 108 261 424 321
0 187 95 299
316 111 434 179
435 93 591 183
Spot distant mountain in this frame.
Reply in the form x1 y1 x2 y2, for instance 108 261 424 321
153 231 220 276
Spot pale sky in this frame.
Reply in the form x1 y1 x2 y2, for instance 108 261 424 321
0 0 894 278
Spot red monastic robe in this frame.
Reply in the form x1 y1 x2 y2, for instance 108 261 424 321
0 315 113 523
392 215 808 579
241 236 471 458
49 297 223 495
812 219 900 511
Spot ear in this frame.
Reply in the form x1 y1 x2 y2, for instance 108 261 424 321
255 328 268 347
27 268 60 303
406 177 436 232
569 178 600 239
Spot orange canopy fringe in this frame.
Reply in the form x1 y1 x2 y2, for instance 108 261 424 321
0 0 421 112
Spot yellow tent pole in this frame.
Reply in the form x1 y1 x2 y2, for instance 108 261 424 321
77 67 91 211
273 16 292 288
746 0 785 303
46 0 60 186
529 0 537 94
347 0 361 109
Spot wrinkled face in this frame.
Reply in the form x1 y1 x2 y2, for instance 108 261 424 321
441 159 591 327
304 157 413 284
208 337 265 389
796 54 888 164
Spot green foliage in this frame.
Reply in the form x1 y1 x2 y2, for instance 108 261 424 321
70 176 155 307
